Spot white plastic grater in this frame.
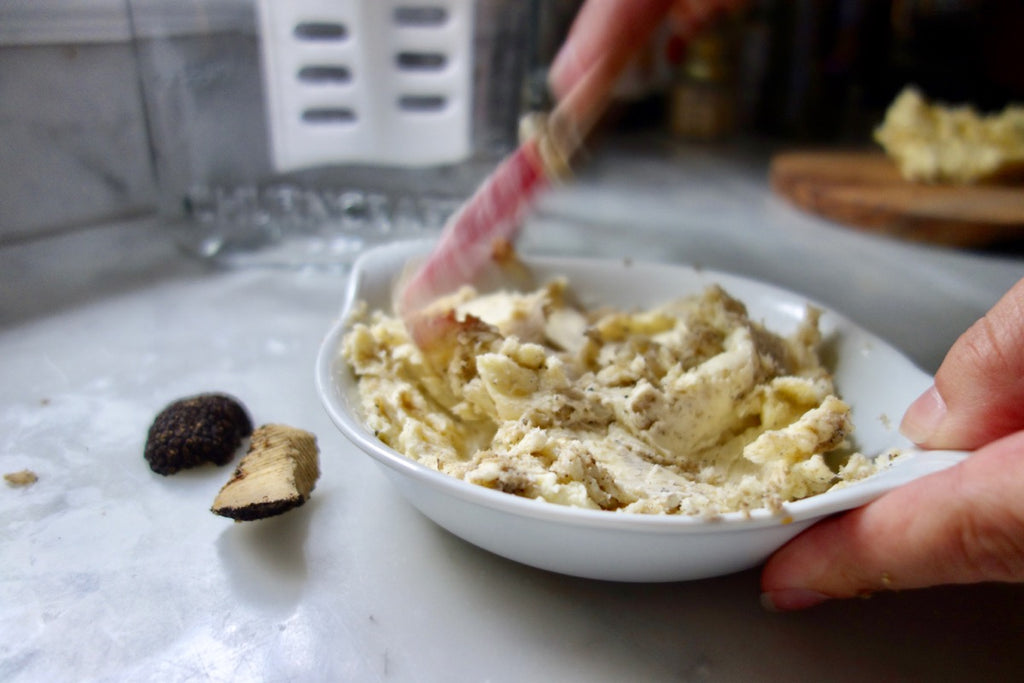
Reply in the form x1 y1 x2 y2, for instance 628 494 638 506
257 0 474 172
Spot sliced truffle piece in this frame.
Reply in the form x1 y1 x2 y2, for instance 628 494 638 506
211 424 320 521
144 393 253 475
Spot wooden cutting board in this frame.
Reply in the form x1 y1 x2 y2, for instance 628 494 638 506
770 151 1024 248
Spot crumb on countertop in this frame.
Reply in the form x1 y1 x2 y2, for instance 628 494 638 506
5 470 38 487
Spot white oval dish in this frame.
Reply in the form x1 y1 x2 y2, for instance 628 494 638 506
316 239 967 582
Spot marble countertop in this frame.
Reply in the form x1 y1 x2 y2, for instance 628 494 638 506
3 142 1024 681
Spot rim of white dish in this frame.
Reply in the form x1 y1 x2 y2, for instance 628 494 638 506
315 240 965 534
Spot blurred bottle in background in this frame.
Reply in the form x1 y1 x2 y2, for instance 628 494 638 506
669 12 740 141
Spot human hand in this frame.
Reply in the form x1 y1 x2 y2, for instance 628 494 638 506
547 0 747 101
761 278 1024 610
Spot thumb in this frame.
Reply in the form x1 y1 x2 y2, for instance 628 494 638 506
760 430 1024 611
901 277 1024 450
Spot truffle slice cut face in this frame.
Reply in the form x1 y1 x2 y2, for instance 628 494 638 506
211 424 320 521
144 393 253 475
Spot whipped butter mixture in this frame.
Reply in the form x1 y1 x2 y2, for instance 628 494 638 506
342 279 885 516
875 87 1024 184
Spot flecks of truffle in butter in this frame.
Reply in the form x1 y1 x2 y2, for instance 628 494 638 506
875 86 1024 184
342 280 884 516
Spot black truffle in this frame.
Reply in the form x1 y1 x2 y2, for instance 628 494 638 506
144 393 253 475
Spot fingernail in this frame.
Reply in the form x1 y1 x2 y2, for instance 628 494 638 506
900 385 947 445
760 588 832 612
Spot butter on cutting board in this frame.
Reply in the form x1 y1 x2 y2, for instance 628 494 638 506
874 87 1024 184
